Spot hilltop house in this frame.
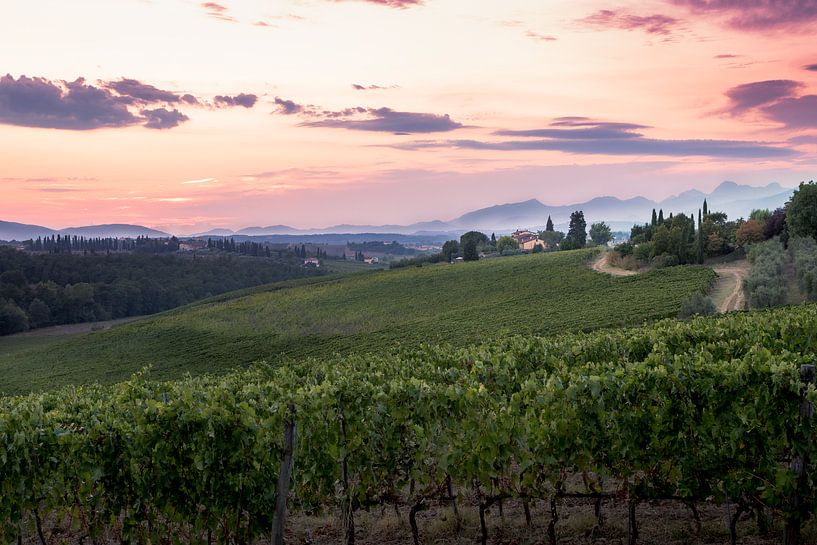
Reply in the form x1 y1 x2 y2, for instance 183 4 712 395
511 229 546 251
304 257 320 267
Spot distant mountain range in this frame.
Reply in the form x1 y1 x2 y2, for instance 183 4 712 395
188 181 795 236
0 222 170 242
0 182 795 242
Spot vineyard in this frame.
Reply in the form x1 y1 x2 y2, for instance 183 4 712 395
3 304 817 544
0 249 715 394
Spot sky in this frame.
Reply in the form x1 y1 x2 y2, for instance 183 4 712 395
1 0 816 233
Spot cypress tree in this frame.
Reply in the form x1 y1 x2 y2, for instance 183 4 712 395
651 209 657 226
697 209 704 264
703 199 708 216
546 215 554 232
658 209 664 223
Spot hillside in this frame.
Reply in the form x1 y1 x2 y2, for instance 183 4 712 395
0 249 715 394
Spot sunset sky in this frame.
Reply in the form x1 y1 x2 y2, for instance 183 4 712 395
2 0 816 233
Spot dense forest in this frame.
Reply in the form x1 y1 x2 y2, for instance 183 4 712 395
0 248 320 335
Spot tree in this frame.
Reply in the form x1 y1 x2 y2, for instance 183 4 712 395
0 302 29 335
703 199 708 216
589 222 613 246
462 240 479 261
736 219 765 247
652 224 671 256
697 209 705 264
539 230 564 248
749 209 771 223
490 232 497 247
651 209 658 227
459 231 489 251
546 215 554 232
441 240 460 262
658 209 664 223
27 298 51 328
765 208 787 239
563 211 587 250
787 181 817 240
496 236 519 253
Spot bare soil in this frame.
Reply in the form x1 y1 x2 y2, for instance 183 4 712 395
711 261 750 313
591 253 638 277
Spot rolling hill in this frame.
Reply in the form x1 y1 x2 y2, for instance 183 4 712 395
0 249 715 395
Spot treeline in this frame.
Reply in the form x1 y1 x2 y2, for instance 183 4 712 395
208 238 333 260
618 201 789 269
347 241 416 255
26 235 180 254
0 248 319 335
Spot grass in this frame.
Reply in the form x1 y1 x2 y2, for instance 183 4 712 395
0 249 715 395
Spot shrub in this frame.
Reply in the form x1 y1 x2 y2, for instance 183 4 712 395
633 241 654 262
615 241 635 256
790 236 817 301
744 239 788 309
678 292 717 319
652 253 679 269
0 301 29 335
607 251 639 271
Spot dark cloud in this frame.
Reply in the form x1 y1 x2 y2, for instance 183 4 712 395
141 108 189 129
274 97 304 115
715 54 740 59
578 9 679 35
670 0 817 31
525 31 557 42
0 74 139 130
394 117 794 158
214 93 258 108
789 134 817 145
334 0 424 8
107 78 182 104
805 63 817 71
495 122 645 139
398 138 793 158
302 107 462 134
724 80 803 113
0 74 255 130
763 95 817 128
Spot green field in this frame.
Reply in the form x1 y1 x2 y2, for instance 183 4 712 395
0 249 715 395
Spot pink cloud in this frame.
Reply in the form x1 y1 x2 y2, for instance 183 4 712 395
578 9 680 35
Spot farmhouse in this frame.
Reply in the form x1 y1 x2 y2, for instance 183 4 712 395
304 257 320 267
512 229 546 251
179 240 208 252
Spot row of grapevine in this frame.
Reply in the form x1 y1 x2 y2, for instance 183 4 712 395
791 236 817 301
2 305 817 544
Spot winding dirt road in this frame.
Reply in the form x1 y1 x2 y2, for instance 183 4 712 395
591 252 638 277
711 261 749 313
591 251 749 313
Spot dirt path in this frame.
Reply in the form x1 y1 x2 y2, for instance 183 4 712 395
591 252 638 277
4 317 140 340
592 251 749 313
711 261 749 313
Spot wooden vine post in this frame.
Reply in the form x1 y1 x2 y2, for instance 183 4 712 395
784 364 815 545
272 405 297 545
